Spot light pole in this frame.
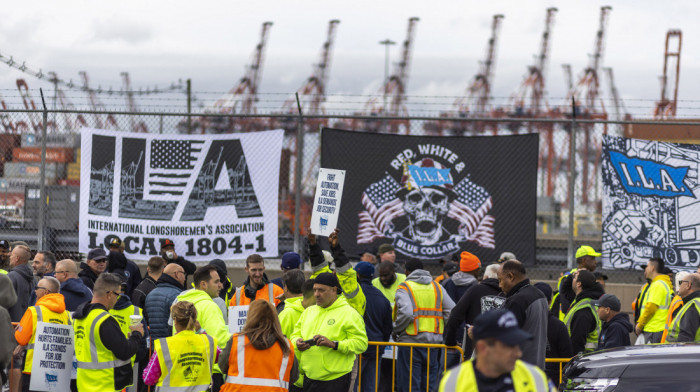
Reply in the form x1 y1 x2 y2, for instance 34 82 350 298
379 39 396 117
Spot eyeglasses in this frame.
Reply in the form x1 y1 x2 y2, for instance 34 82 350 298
35 286 49 292
106 290 123 298
173 271 185 276
54 270 68 275
680 280 690 286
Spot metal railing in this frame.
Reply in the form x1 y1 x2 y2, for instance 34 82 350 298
546 357 572 385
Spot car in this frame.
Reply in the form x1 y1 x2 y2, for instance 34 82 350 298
560 343 700 391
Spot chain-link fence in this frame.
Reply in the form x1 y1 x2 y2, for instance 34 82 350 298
0 106 693 282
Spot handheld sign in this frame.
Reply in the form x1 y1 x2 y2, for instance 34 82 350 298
311 168 346 237
30 322 74 392
228 306 249 333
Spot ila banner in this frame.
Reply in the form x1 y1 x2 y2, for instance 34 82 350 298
79 128 283 261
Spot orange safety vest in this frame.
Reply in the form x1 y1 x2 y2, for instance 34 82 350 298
396 280 444 335
229 283 283 307
661 295 685 343
220 333 294 392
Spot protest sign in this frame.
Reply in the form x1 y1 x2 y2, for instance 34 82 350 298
30 322 74 392
310 168 346 237
228 306 249 333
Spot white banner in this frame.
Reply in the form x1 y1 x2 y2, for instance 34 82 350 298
79 128 283 261
310 168 345 237
228 305 249 333
29 322 74 392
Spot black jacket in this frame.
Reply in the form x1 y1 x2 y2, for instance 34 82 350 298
444 278 501 353
504 279 549 369
359 277 392 357
599 312 633 349
667 290 700 343
7 263 35 322
131 275 157 311
545 312 573 383
78 263 99 290
568 283 605 354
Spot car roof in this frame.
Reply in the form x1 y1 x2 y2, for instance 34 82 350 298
571 343 700 369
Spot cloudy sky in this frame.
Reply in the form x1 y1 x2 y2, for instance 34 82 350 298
0 0 697 117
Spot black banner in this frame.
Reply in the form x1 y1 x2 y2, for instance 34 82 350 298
321 128 538 264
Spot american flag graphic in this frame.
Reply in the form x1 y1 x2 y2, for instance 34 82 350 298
148 140 205 195
448 177 495 248
357 174 404 243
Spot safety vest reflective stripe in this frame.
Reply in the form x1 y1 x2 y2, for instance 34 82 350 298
398 280 444 334
668 298 700 342
563 298 601 352
344 284 360 299
235 284 274 306
158 334 215 391
76 312 130 369
521 362 547 392
224 376 289 389
25 306 44 351
24 305 71 373
440 360 547 392
225 334 292 390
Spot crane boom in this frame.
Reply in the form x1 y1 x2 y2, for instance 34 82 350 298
654 30 682 118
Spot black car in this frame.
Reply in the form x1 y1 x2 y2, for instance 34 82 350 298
560 344 700 391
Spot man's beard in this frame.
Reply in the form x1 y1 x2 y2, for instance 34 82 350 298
380 275 397 288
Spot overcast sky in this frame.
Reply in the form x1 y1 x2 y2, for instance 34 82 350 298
0 0 698 117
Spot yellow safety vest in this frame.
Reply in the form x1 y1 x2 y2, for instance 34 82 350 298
373 273 406 307
563 297 602 352
109 304 144 391
0 268 7 274
661 295 684 343
154 330 216 392
396 280 444 335
23 305 71 373
667 298 700 342
640 278 672 332
74 308 132 392
439 359 549 392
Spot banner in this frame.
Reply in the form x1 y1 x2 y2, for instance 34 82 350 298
79 128 283 261
310 168 346 237
602 135 700 271
29 322 74 392
321 128 538 263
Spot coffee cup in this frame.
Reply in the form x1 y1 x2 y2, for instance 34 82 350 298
130 315 143 326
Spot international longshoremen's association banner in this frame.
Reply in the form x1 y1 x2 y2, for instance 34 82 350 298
602 135 700 271
79 128 283 261
321 128 538 263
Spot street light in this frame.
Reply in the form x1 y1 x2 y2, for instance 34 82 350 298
379 39 396 117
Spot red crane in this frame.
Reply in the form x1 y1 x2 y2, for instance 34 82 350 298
79 71 119 130
48 72 88 131
205 21 273 133
120 72 148 132
654 30 682 119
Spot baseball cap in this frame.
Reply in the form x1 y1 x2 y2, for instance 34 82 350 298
576 270 597 289
0 240 9 249
378 243 395 255
161 239 175 249
109 237 122 248
460 251 481 272
442 262 459 276
281 252 302 270
473 309 533 345
593 271 609 281
575 245 601 259
533 282 553 301
594 294 621 312
314 272 339 288
497 252 517 263
87 248 107 261
354 261 375 277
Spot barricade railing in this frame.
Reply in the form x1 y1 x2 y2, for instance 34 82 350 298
358 341 464 392
545 357 571 385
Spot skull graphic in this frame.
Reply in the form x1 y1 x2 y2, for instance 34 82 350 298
403 187 450 245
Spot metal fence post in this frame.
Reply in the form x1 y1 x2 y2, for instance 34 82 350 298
187 79 192 134
294 93 305 254
38 90 48 251
567 98 577 269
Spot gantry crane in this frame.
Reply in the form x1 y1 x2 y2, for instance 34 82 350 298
205 22 273 133
121 72 148 132
15 79 44 132
79 71 119 130
654 30 682 119
604 67 627 122
47 72 88 131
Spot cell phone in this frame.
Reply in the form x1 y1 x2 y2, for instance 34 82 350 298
303 338 317 346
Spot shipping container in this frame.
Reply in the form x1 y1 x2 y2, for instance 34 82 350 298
4 162 65 180
12 147 74 163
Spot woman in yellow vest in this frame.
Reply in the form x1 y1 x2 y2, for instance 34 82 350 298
143 301 218 392
219 299 298 391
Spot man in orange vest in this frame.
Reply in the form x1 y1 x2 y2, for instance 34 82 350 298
394 259 454 392
229 254 284 307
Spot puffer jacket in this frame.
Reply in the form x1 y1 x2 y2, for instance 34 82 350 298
443 271 478 303
0 274 17 370
8 263 35 322
144 274 184 339
60 277 93 311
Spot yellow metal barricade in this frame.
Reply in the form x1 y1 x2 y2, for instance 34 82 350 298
357 341 464 392
545 357 571 385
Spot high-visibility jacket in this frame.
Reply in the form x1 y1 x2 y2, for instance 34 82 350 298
221 333 294 391
661 295 684 343
22 304 71 373
0 268 6 274
564 297 602 352
439 359 550 392
74 308 132 392
229 283 283 307
153 330 217 392
666 297 700 342
395 280 444 335
638 276 673 332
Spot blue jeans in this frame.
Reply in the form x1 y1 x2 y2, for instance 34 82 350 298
397 346 440 392
355 353 380 392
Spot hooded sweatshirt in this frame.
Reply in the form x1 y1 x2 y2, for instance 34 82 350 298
290 296 368 381
78 262 99 290
599 312 633 349
568 283 605 354
8 263 35 322
444 277 502 352
0 274 17 369
394 269 455 344
175 289 231 350
443 271 478 303
60 277 93 312
279 296 305 338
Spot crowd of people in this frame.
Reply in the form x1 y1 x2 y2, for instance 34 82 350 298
2 232 700 392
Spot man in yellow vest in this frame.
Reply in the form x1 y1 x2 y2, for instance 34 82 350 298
661 271 690 343
108 280 147 392
553 245 601 319
373 262 406 308
394 259 454 392
564 270 604 354
635 258 673 343
14 276 71 391
73 272 144 392
665 273 700 343
439 309 556 392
